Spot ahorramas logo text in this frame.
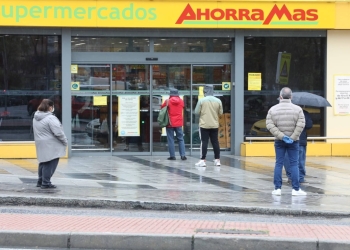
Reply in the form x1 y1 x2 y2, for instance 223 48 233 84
176 4 318 25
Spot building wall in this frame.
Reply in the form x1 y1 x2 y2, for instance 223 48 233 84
326 30 350 143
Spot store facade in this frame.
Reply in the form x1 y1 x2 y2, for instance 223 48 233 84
0 1 349 158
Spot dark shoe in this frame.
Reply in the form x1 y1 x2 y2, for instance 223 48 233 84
167 157 176 160
181 156 187 160
41 184 57 189
36 182 41 187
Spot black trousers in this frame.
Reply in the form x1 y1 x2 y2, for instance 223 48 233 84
199 127 220 160
38 158 59 186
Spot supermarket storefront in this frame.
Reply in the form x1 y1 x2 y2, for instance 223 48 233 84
0 1 350 158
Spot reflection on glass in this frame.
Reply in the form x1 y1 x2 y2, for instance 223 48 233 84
152 65 190 90
154 38 232 52
71 37 150 52
71 95 112 150
112 64 150 90
244 37 326 137
0 35 61 141
71 66 110 91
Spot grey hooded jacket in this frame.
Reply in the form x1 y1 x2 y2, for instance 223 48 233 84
33 111 68 163
194 85 223 129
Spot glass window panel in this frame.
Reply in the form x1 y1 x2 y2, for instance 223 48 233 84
152 64 190 90
71 65 110 91
244 37 326 137
111 64 150 153
0 35 61 141
71 37 149 52
154 38 232 52
192 65 231 151
151 64 191 153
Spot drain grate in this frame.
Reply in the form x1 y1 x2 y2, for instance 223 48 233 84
196 229 268 235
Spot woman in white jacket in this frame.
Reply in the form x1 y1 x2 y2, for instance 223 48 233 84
33 99 68 189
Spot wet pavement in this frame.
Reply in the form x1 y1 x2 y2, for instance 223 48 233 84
0 155 350 215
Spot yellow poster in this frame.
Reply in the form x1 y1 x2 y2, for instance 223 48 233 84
276 52 291 85
93 96 107 106
198 86 204 100
71 82 80 90
248 73 262 91
71 65 78 73
222 82 231 91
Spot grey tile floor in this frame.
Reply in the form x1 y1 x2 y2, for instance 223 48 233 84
0 155 350 213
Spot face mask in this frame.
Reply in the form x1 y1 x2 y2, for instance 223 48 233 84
51 107 55 113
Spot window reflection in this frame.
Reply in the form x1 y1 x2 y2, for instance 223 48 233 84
154 38 232 52
71 37 149 52
0 35 61 141
244 37 326 137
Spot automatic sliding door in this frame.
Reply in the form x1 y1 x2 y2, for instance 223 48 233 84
151 64 191 154
191 65 232 154
71 65 111 150
111 64 150 153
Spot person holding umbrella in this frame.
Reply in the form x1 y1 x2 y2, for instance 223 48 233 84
284 108 313 183
283 92 331 184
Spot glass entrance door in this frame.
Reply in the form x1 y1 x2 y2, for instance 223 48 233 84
71 65 111 151
191 65 232 154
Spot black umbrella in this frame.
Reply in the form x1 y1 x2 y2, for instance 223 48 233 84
291 92 332 107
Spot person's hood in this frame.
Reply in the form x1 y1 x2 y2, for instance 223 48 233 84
34 111 53 121
204 85 214 96
169 96 182 106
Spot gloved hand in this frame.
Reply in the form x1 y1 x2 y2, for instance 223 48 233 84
282 135 294 144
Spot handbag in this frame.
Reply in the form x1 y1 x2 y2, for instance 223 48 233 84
157 99 171 128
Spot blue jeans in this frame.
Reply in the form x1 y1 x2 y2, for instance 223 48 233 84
166 127 185 158
274 140 300 191
284 145 306 182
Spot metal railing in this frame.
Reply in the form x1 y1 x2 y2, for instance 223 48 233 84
245 137 350 144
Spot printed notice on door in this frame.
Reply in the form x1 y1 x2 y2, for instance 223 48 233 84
334 75 350 115
118 95 140 136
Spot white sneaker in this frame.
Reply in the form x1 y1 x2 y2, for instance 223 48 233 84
292 189 307 196
271 189 281 196
214 159 221 166
195 160 206 167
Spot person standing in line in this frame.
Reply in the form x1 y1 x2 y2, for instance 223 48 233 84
161 88 187 160
33 99 68 189
266 87 307 196
284 108 313 183
194 85 223 167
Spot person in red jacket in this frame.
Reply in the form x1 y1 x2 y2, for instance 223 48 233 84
161 88 187 160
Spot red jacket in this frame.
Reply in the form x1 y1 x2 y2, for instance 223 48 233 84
161 96 184 127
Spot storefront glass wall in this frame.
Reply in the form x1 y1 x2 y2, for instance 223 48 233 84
153 38 232 52
0 34 62 141
71 37 150 52
244 36 326 138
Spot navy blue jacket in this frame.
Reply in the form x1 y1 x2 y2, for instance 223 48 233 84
299 110 313 146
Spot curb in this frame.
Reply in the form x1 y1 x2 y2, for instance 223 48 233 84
1 231 350 250
1 196 350 217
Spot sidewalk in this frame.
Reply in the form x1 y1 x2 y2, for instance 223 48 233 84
0 210 350 249
1 155 350 249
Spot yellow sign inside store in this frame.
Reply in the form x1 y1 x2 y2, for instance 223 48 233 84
93 96 107 106
0 1 336 29
248 73 262 91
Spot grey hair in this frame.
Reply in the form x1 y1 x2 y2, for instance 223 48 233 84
280 87 292 99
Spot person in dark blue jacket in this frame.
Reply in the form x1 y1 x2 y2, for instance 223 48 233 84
284 109 313 183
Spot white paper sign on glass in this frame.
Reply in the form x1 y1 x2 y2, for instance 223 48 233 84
334 75 350 115
118 95 140 136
